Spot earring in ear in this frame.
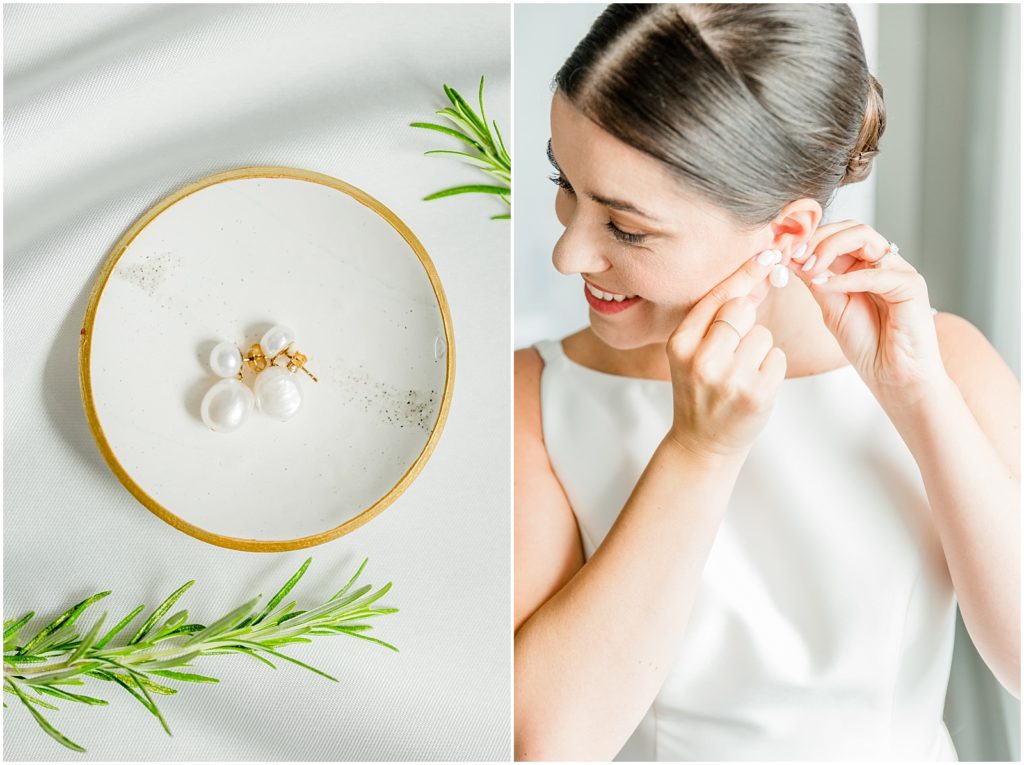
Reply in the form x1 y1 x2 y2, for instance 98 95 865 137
768 247 786 288
201 341 255 433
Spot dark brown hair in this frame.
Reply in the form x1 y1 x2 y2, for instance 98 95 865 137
554 3 886 230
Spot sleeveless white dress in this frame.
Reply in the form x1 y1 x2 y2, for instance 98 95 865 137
533 338 959 761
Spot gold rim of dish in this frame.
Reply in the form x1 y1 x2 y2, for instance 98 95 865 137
78 166 456 552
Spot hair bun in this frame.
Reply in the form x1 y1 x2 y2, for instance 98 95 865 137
842 72 887 185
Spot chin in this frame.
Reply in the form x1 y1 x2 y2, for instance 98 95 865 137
589 313 672 351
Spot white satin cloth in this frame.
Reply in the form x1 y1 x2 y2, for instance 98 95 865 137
534 338 959 761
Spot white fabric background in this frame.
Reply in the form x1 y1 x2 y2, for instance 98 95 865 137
3 4 510 761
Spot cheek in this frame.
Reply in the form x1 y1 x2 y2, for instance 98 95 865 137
626 258 705 307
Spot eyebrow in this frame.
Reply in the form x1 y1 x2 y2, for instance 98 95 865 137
546 138 663 223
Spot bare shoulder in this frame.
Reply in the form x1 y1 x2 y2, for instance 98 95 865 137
515 346 544 393
934 311 1019 476
515 347 544 435
934 311 1018 392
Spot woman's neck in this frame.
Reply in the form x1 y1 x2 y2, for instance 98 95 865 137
564 281 850 381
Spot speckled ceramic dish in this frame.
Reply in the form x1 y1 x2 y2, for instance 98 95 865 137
79 167 454 551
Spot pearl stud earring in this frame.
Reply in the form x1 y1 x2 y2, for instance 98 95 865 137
200 341 255 433
246 325 318 422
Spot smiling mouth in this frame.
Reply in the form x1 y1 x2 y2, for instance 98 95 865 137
585 282 637 302
583 281 643 314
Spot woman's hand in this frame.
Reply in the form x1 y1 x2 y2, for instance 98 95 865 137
665 251 787 459
790 221 949 410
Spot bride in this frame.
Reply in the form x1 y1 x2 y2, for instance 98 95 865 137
513 4 1019 761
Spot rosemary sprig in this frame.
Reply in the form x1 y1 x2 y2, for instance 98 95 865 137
411 75 511 220
4 557 397 753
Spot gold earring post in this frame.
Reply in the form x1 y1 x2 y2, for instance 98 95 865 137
278 348 318 383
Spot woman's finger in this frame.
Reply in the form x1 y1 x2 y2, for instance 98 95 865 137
703 296 758 352
810 265 930 303
669 251 775 359
791 219 861 270
732 324 775 372
804 252 857 277
803 223 891 277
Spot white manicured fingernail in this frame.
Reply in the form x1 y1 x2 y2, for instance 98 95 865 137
772 249 783 264
801 254 817 272
757 249 776 266
811 274 829 285
770 264 790 288
792 243 808 261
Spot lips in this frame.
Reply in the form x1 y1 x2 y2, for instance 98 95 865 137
583 281 643 314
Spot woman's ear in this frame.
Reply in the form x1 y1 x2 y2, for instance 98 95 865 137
769 197 822 252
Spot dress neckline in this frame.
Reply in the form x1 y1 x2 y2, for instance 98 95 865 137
552 339 856 385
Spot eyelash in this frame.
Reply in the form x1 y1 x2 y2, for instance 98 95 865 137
547 174 649 246
604 220 648 246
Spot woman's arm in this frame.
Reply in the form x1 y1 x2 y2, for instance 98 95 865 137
885 313 1020 698
514 348 744 761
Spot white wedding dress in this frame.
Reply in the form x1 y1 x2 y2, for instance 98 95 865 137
533 338 959 761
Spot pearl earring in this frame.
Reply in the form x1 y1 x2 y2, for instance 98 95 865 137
200 341 255 433
247 325 318 422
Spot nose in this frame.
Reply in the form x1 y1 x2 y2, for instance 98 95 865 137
551 220 610 276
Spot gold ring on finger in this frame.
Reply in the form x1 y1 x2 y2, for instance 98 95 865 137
711 318 743 339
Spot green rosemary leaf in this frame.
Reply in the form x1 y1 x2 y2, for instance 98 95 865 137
171 623 205 635
94 604 145 649
423 184 510 201
151 611 189 642
261 601 298 627
68 613 106 664
409 122 484 152
6 679 85 752
141 651 202 671
491 119 510 167
19 592 110 656
151 670 219 684
27 661 104 685
229 647 278 669
240 644 337 682
424 149 503 172
332 629 400 653
133 676 177 696
478 76 488 137
129 581 195 645
435 107 488 147
4 612 34 641
35 685 108 706
183 598 259 646
347 581 393 611
331 558 369 601
105 664 171 735
85 668 118 682
491 213 512 220
252 558 311 626
437 107 488 149
443 84 489 141
4 654 47 665
4 684 60 710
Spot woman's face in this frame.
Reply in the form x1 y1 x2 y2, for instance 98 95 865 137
549 91 770 350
